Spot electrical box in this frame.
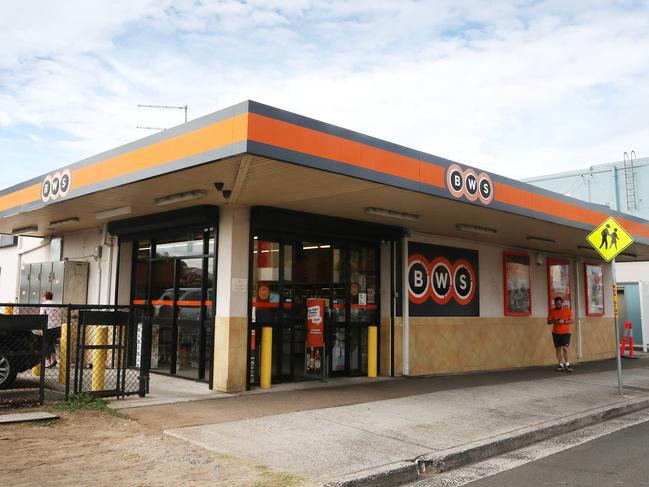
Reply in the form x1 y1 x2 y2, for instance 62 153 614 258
18 261 89 304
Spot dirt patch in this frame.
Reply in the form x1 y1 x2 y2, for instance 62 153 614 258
1 407 310 487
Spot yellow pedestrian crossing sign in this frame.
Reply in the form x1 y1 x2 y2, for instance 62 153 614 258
586 217 634 262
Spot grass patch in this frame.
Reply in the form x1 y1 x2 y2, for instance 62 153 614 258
121 451 140 461
49 393 130 419
252 465 304 487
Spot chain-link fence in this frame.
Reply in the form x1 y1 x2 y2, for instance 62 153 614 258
0 304 148 407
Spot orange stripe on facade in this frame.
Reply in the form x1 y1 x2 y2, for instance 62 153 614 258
4 105 649 242
248 113 441 186
134 299 213 306
494 182 649 240
73 114 248 189
249 113 649 240
0 113 248 214
0 184 42 215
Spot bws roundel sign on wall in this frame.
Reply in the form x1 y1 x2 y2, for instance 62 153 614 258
408 242 480 317
41 169 72 203
446 164 494 205
409 256 475 305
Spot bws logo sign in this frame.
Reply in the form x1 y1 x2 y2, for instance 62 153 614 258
408 242 479 317
446 164 494 205
41 169 72 203
409 256 475 305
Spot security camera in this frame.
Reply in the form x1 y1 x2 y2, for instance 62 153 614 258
222 189 232 199
214 182 224 191
536 254 543 266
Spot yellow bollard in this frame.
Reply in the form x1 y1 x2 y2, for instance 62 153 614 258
58 325 68 385
368 325 378 378
91 326 108 391
260 326 272 389
33 327 44 376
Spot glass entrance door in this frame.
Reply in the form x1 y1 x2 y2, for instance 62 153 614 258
132 229 216 381
249 236 379 386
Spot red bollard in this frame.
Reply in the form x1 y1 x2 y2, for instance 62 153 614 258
620 320 634 358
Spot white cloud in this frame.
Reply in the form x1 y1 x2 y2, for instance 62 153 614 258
2 0 649 184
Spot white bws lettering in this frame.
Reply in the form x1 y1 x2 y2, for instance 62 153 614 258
446 164 493 205
41 168 72 203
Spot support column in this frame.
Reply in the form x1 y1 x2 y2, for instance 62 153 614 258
212 206 250 392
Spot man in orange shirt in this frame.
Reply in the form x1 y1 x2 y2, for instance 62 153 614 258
547 296 574 372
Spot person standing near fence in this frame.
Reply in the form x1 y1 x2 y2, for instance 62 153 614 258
40 291 60 367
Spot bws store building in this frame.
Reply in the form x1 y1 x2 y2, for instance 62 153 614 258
1 100 648 392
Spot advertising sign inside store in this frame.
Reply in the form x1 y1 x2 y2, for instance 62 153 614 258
306 298 325 373
408 242 479 317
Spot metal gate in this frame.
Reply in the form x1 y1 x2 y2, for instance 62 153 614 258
74 309 132 397
0 303 149 404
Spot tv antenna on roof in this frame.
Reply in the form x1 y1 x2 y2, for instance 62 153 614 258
137 104 188 131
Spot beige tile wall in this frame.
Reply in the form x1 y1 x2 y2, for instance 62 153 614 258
212 316 248 392
407 316 615 376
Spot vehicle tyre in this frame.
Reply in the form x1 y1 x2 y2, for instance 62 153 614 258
0 350 17 390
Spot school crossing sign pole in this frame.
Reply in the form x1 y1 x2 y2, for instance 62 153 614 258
586 217 635 396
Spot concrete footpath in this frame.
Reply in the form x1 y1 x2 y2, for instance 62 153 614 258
136 358 649 486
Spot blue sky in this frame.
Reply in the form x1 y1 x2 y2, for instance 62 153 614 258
2 0 649 187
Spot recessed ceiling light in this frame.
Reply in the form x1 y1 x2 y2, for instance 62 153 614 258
365 207 419 222
455 223 497 235
49 217 80 227
155 190 207 206
526 236 556 244
11 225 38 235
95 206 132 220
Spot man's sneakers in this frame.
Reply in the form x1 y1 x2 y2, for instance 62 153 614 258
555 364 574 373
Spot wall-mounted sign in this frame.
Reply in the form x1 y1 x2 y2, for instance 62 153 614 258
446 164 494 205
408 242 479 317
503 252 531 316
547 258 571 310
584 263 604 316
41 169 72 203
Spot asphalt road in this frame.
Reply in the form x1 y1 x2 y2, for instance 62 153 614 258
464 419 649 487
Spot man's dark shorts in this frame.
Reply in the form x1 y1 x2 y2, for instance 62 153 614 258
553 333 571 348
